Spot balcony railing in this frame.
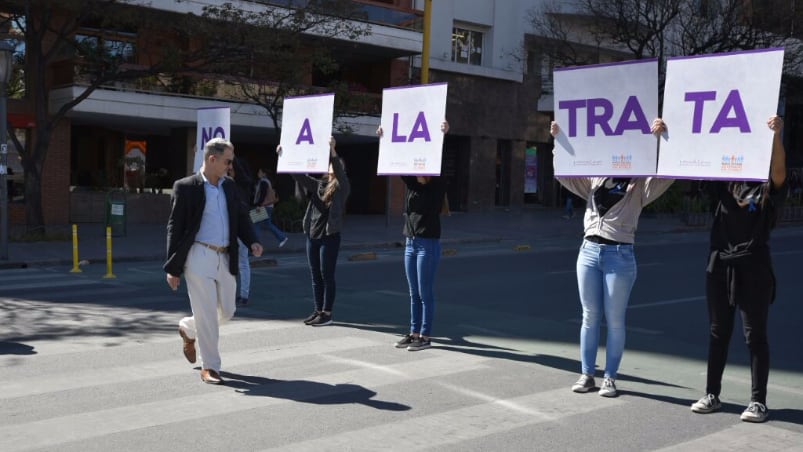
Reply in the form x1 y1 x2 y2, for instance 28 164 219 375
65 71 383 116
253 0 422 31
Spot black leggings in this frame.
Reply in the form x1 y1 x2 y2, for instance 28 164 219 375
704 258 773 404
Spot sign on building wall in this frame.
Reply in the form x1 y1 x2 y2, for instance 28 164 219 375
657 48 785 181
524 146 538 193
377 83 448 176
194 107 231 175
552 59 659 177
277 94 335 174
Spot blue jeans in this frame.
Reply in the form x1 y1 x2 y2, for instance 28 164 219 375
576 240 637 379
404 237 441 337
256 206 287 245
306 233 341 312
237 239 250 299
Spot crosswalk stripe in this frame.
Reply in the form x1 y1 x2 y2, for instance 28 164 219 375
0 351 488 451
1 336 377 399
0 311 295 358
259 388 626 451
655 422 803 451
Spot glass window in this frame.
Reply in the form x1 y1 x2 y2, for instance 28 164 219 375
451 26 483 66
76 31 136 64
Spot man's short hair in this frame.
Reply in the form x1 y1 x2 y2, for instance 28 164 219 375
204 138 234 159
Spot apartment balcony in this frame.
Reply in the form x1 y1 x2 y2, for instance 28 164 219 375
49 74 383 143
136 0 423 59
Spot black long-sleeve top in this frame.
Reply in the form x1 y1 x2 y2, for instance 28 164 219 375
401 176 445 239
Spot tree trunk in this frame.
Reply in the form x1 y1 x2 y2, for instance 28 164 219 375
22 155 45 235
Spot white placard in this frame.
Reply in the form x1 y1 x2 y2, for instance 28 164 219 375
194 107 230 175
377 83 448 175
657 48 784 181
277 94 335 174
552 59 659 177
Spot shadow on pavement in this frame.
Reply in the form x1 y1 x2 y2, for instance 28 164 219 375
0 341 37 355
221 371 411 412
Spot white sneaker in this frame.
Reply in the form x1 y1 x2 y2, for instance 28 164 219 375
571 374 595 393
740 402 768 423
598 377 617 397
691 394 721 414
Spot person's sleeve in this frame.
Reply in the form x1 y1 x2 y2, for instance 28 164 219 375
164 182 187 276
292 173 319 193
556 176 592 200
331 157 350 198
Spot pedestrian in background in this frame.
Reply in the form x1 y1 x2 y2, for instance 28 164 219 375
690 115 787 423
551 118 671 397
253 167 289 248
164 138 263 385
378 120 449 352
228 157 256 306
278 137 350 326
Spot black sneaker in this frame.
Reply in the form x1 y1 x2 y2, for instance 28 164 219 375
309 312 332 326
303 311 321 325
394 333 415 348
236 297 248 307
407 336 431 351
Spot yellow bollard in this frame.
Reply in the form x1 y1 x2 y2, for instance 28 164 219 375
70 224 82 273
102 226 116 279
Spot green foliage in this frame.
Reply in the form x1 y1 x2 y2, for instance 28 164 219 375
272 195 306 233
643 182 685 214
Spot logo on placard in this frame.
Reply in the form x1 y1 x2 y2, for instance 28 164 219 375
413 157 426 170
611 154 632 170
306 158 318 169
721 154 744 172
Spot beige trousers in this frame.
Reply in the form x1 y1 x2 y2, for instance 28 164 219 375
179 243 236 372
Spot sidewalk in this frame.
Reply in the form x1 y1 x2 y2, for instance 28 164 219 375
1 207 706 268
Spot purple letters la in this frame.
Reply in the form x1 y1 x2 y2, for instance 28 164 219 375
392 111 432 143
296 118 314 145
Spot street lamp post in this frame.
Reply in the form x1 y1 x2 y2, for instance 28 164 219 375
0 40 14 260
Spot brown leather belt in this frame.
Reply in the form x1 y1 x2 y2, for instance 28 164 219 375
195 241 228 253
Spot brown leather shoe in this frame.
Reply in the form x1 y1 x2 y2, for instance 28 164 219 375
178 327 196 364
200 369 224 385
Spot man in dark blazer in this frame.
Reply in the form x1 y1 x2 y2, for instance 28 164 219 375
164 137 263 385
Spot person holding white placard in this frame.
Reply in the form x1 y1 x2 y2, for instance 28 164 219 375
551 118 672 397
278 137 350 327
378 121 449 352
690 115 787 423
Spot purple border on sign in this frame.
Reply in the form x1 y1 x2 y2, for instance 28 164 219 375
554 58 658 73
558 173 658 178
285 92 336 100
383 82 449 92
667 47 784 62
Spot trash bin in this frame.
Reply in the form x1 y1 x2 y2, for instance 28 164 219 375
105 189 127 237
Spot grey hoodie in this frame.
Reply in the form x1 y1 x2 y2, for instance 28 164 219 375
557 177 674 244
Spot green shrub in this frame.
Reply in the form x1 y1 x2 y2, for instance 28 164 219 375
273 196 306 232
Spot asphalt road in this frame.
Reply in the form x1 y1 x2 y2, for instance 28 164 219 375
1 230 802 451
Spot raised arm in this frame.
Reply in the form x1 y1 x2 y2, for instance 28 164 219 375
768 115 786 189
